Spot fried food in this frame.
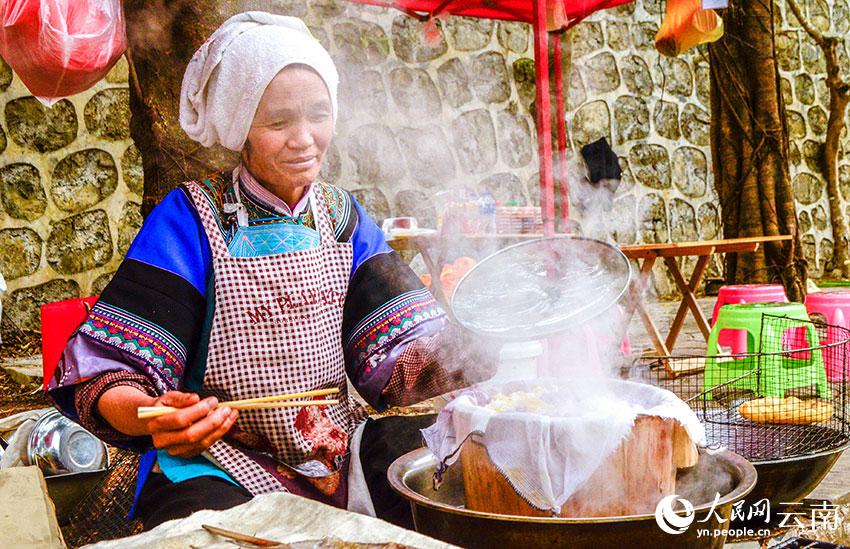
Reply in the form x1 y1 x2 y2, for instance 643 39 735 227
737 396 833 424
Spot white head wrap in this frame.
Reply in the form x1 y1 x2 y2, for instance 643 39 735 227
179 12 338 151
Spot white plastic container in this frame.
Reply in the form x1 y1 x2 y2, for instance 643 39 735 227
494 341 544 382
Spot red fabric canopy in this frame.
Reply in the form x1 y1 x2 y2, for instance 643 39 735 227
350 0 631 28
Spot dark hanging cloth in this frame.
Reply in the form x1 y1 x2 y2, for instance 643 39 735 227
581 138 622 185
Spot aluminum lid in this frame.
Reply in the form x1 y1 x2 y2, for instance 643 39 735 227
451 236 631 340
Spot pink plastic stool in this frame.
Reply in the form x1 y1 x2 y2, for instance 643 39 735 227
712 284 789 353
805 289 850 381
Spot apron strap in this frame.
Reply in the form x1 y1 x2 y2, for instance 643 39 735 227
184 181 232 259
309 184 337 245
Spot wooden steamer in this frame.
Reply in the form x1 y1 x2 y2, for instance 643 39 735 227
459 415 698 518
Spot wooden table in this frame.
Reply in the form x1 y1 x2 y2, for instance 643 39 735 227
388 233 793 356
620 235 793 356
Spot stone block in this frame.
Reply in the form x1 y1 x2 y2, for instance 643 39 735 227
613 95 649 144
4 280 81 334
497 21 528 53
0 466 64 548
672 146 707 198
795 73 815 105
680 103 709 146
437 58 472 109
660 57 693 97
351 187 390 223
787 110 807 139
347 124 405 184
793 172 825 205
653 101 680 140
5 98 77 153
394 189 436 228
622 55 653 96
2 356 43 385
638 193 668 243
479 173 526 206
496 109 533 168
118 201 143 255
570 22 603 59
396 125 456 185
51 148 118 213
584 52 619 94
698 202 720 240
629 143 671 189
444 17 493 51
451 109 497 174
46 210 113 274
669 198 699 242
0 228 42 280
808 106 828 136
0 163 47 221
332 19 389 66
799 209 813 234
84 89 131 141
388 67 441 119
0 55 11 91
91 271 115 296
776 31 800 72
470 51 510 103
391 15 447 63
606 21 631 51
121 144 144 196
572 100 611 149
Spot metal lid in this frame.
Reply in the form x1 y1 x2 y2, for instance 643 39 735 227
451 236 631 340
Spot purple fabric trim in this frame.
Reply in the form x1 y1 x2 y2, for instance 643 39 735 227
49 333 162 390
350 316 445 409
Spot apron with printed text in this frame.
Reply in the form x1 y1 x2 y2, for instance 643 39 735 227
184 181 366 502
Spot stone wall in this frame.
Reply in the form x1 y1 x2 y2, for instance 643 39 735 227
0 56 142 335
1 0 848 334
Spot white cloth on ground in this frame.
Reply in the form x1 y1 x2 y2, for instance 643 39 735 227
421 378 705 514
179 11 338 151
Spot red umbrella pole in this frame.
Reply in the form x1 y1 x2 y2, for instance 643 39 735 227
552 31 569 233
532 0 555 237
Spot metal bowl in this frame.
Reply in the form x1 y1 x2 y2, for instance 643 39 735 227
27 410 108 476
389 447 757 549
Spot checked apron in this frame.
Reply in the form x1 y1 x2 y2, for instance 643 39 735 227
184 181 366 500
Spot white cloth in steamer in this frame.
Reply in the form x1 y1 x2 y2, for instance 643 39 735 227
179 11 339 151
422 378 706 514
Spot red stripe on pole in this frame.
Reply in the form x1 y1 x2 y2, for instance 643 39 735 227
532 0 555 237
552 31 569 233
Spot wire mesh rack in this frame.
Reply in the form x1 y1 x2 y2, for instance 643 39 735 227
626 314 850 462
60 448 142 548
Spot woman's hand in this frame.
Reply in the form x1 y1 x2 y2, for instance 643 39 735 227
143 391 239 458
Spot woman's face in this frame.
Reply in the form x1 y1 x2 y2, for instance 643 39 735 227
243 65 334 203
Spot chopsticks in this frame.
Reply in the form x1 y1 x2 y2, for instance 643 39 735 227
137 388 339 419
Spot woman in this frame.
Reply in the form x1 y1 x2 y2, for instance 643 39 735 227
47 12 495 531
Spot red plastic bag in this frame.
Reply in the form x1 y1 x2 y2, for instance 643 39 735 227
0 0 126 101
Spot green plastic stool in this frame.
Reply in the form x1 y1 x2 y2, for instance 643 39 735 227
703 302 830 399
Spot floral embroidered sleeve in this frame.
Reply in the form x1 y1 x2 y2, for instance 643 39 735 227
46 186 212 448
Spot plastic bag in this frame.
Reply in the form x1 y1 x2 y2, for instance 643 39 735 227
655 0 723 57
0 0 127 103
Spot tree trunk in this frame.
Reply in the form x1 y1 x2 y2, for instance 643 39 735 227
785 0 850 278
708 0 807 300
823 88 850 277
123 0 249 216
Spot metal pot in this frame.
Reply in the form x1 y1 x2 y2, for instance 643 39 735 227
732 444 849 528
389 447 757 549
27 410 108 476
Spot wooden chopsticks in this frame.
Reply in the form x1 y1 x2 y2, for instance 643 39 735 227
137 388 339 419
